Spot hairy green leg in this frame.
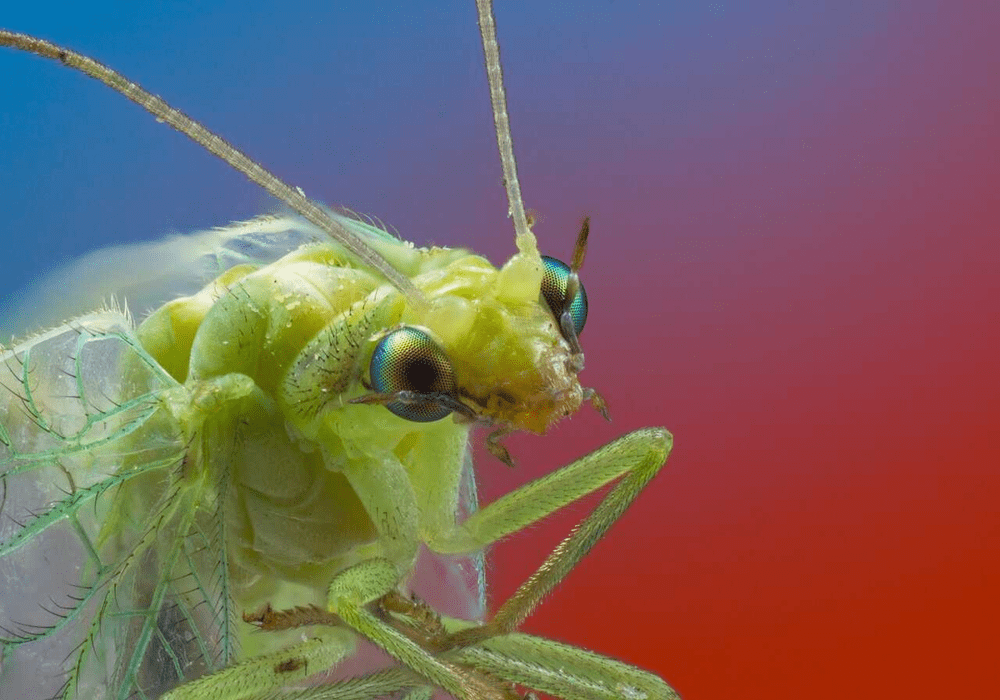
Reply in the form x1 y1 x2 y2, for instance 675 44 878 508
370 605 679 700
325 559 507 700
429 427 672 646
397 685 435 700
163 587 680 700
428 615 678 700
228 623 679 700
159 630 355 700
214 666 426 700
328 428 674 699
458 632 679 700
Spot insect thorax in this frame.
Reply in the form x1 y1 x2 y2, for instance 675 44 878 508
126 231 581 656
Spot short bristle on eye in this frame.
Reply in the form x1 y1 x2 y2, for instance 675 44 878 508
370 328 456 422
540 256 588 336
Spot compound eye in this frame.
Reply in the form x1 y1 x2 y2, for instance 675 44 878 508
540 255 588 337
369 327 456 422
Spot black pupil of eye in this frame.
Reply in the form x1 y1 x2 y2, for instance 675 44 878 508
405 357 440 393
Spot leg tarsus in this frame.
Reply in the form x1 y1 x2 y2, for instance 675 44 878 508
377 590 449 652
243 602 343 631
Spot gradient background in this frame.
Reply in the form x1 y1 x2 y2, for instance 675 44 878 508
1 1 998 698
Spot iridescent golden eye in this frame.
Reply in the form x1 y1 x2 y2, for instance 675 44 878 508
369 327 456 422
541 255 588 336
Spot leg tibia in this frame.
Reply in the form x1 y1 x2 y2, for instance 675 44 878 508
458 632 680 700
445 428 672 643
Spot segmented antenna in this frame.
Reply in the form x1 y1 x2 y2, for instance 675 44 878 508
0 30 427 307
476 0 538 256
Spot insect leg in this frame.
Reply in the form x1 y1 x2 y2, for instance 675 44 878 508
160 631 355 700
225 666 432 700
324 558 508 700
454 631 680 700
252 631 678 700
429 428 672 645
373 607 679 700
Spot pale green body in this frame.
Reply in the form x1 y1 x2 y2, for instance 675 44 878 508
0 211 517 691
132 212 556 655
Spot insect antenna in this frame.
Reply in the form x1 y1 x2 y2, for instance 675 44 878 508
0 30 426 308
476 0 538 256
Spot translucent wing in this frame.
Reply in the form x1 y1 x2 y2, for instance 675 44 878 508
2 209 419 342
408 443 486 623
2 216 322 339
0 309 221 698
0 219 329 697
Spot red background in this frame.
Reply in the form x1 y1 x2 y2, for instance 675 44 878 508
2 2 997 698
